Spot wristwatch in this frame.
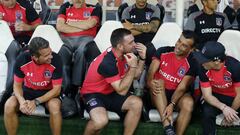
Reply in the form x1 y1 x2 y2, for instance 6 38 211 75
34 99 41 106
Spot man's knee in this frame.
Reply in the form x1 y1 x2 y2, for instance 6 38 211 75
47 98 61 115
4 96 18 115
180 96 194 112
92 115 109 130
127 96 143 111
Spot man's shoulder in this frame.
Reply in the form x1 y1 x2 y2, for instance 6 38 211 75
146 3 159 10
156 46 174 54
51 52 62 63
225 56 240 67
215 11 228 18
59 2 72 9
16 0 34 10
188 10 204 19
101 50 117 65
16 51 31 65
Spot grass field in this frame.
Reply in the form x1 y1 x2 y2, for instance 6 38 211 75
0 114 240 135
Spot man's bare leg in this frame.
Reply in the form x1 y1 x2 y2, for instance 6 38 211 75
122 96 142 135
47 98 62 135
176 94 194 135
4 96 19 135
83 107 108 135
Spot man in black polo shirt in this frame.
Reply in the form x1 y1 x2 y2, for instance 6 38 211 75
184 0 231 50
121 0 161 45
4 37 63 135
194 41 240 135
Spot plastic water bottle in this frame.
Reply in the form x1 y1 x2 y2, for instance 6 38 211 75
15 11 22 33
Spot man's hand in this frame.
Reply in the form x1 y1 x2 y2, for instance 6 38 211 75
124 53 138 68
26 100 37 115
222 105 239 123
15 21 32 32
221 117 233 127
124 19 134 30
19 100 29 114
150 79 164 96
163 103 174 123
135 43 146 60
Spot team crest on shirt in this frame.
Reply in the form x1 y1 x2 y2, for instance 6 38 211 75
216 18 222 26
44 70 52 78
83 11 91 18
177 67 186 77
223 74 232 82
145 12 152 20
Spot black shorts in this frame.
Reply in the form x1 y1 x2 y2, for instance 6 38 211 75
22 87 50 100
165 89 175 103
12 87 53 114
82 92 131 119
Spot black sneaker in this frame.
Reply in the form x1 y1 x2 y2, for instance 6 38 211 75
164 125 176 135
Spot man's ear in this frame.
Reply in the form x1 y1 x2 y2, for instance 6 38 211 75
117 43 124 50
32 55 38 61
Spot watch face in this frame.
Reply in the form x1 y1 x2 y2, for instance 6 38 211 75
35 99 41 106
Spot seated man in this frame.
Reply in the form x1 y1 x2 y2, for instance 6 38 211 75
81 28 145 135
184 0 231 50
56 0 101 88
147 31 197 135
121 0 161 66
4 37 63 135
187 0 235 25
0 0 42 46
121 0 161 45
193 41 240 135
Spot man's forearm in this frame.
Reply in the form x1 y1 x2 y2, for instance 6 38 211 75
116 68 136 95
135 59 145 79
171 90 185 104
231 95 240 110
133 24 151 33
36 87 61 103
204 95 226 110
67 18 97 30
133 20 160 33
57 23 83 33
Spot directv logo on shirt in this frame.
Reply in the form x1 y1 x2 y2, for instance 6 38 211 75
201 28 221 34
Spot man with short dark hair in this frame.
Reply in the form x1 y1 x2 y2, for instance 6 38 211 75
184 0 231 50
147 31 197 135
4 37 63 135
81 28 145 135
193 41 240 135
121 0 161 45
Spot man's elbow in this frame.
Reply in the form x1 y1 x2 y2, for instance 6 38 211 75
56 23 64 32
86 20 98 29
54 88 61 97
